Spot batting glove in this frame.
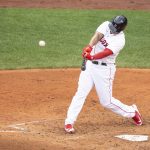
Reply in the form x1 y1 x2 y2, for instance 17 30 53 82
82 45 93 57
84 52 94 60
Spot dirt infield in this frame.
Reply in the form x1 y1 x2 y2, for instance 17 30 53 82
0 68 150 150
0 0 150 149
0 0 150 10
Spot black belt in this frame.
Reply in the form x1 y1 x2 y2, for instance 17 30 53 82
92 61 107 66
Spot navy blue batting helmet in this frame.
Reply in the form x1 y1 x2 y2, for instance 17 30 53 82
109 15 128 34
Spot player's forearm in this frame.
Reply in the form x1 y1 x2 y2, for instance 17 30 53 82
82 32 104 55
84 48 113 60
89 32 104 47
92 48 113 59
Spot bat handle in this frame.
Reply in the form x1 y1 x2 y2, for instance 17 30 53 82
81 58 87 71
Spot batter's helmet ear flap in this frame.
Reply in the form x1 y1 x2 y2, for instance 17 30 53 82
109 15 128 34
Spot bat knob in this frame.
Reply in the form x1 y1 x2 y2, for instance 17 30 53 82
81 65 86 71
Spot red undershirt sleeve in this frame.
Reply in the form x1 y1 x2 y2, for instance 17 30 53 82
92 48 113 60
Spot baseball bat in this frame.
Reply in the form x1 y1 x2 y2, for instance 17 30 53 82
81 58 87 71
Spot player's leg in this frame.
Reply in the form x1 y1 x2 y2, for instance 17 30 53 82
65 62 94 127
92 65 139 119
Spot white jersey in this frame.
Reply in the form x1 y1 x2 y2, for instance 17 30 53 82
91 21 125 64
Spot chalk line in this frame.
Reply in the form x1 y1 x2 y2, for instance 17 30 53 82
8 125 26 131
1 118 63 134
0 130 24 133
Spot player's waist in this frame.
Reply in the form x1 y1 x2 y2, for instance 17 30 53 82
91 60 115 66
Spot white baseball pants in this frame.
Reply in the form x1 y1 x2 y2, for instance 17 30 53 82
65 60 135 125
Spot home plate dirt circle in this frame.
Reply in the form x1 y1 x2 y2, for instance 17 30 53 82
0 119 149 142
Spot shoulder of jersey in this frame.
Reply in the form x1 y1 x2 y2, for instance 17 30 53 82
103 21 110 26
101 21 110 30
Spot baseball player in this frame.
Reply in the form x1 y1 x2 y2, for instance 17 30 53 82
65 15 142 133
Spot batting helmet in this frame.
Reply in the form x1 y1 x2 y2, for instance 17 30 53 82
108 15 128 34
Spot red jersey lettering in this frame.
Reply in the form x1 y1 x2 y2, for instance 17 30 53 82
100 38 108 47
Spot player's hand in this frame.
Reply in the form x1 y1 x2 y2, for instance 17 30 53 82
83 52 94 60
83 45 93 53
82 45 93 57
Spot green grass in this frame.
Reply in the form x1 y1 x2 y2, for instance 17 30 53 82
0 8 149 69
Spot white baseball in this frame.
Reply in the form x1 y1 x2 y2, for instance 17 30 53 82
39 40 46 47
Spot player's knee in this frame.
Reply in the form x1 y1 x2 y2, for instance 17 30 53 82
101 102 111 108
99 98 111 108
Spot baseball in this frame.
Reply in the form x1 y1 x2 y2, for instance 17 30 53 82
39 40 46 47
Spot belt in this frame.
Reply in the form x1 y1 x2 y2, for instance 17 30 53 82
91 61 115 66
92 61 107 66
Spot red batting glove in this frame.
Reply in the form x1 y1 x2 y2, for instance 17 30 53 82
82 45 93 57
84 52 94 60
83 45 93 53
